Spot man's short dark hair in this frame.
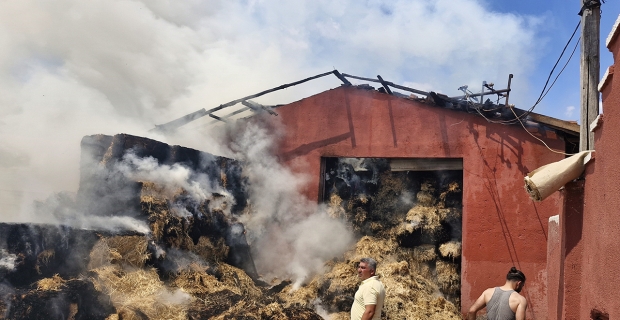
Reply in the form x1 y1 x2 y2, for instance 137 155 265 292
506 266 526 282
360 257 377 271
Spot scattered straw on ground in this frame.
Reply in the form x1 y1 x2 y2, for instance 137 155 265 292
211 299 261 320
258 302 287 319
328 312 349 320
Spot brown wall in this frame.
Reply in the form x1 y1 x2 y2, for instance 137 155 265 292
273 86 566 318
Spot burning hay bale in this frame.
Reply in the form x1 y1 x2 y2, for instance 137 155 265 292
277 279 321 309
323 261 357 296
344 236 400 264
192 236 229 264
88 235 150 269
4 137 465 319
36 274 66 291
318 158 463 317
436 261 460 296
413 244 437 262
172 263 221 295
442 182 460 194
406 206 445 232
439 241 462 260
218 263 262 300
327 193 347 220
6 278 116 319
417 181 436 206
35 249 55 274
91 265 191 320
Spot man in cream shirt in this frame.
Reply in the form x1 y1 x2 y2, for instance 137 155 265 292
351 257 385 320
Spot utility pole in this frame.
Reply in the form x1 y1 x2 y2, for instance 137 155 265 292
579 0 601 151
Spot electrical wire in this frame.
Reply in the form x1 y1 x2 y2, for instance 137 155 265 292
538 37 581 103
508 106 574 156
488 20 582 125
531 21 582 109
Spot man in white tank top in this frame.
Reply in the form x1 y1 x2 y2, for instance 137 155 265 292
466 267 528 320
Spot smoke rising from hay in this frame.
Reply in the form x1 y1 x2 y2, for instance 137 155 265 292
221 117 355 284
19 147 233 234
116 152 233 211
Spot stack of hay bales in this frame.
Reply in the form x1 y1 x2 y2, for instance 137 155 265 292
89 179 328 319
321 167 463 318
3 138 465 319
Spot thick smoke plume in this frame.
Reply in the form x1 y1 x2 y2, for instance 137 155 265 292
221 117 354 286
0 0 545 223
0 0 549 291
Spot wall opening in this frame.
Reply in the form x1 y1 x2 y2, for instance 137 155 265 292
320 157 463 307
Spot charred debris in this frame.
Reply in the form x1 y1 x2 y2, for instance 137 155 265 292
0 134 264 320
150 70 579 154
0 133 465 319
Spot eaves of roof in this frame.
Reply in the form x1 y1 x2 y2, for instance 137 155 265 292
348 85 580 138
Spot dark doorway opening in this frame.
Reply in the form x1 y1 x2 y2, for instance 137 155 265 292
320 157 463 306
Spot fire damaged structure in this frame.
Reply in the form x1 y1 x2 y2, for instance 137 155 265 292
0 66 583 319
267 83 578 319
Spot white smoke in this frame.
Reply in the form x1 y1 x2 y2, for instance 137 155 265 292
17 149 231 234
116 152 232 209
0 0 549 284
220 118 355 284
26 190 151 233
0 250 18 271
0 0 546 222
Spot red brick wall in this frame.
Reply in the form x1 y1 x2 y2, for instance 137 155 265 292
273 86 565 318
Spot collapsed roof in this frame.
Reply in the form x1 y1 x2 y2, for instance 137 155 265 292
151 70 579 148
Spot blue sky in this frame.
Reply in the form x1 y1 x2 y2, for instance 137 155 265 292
1 0 619 219
488 0 620 121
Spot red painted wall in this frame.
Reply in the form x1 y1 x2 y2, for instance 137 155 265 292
546 214 562 320
273 86 566 318
570 20 620 319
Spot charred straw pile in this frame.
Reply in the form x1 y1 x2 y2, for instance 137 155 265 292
0 134 320 319
0 136 463 320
